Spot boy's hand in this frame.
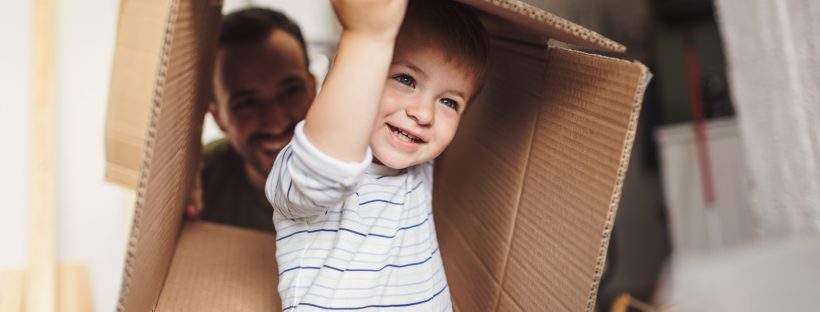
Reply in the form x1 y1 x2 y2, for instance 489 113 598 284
184 161 203 219
332 0 408 41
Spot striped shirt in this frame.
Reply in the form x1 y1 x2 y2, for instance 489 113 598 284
266 121 452 311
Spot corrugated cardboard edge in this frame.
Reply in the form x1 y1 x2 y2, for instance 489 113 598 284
582 53 651 311
457 0 626 53
116 0 178 310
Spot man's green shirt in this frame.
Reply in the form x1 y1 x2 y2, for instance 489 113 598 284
200 138 274 233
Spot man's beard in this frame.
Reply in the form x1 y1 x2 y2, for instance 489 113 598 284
242 123 297 179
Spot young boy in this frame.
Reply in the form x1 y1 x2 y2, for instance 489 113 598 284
266 0 489 310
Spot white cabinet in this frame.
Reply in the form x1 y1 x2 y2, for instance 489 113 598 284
656 118 757 256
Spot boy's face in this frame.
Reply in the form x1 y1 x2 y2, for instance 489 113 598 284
212 29 316 181
370 33 478 169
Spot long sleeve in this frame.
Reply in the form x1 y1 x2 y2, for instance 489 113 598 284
265 121 372 220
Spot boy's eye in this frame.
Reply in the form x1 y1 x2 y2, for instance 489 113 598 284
392 74 416 88
439 98 459 111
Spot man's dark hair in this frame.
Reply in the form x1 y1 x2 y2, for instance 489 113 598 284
220 7 310 69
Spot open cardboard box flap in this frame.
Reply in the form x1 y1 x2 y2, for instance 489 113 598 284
107 0 649 311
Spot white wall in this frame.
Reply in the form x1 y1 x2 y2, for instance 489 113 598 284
55 1 129 311
0 1 129 311
0 0 33 269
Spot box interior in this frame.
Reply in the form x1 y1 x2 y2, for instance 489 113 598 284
434 45 647 311
156 222 279 311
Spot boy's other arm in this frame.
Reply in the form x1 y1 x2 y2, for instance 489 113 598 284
303 0 407 163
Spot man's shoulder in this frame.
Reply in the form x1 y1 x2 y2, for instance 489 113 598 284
201 138 245 182
203 138 237 167
203 137 232 158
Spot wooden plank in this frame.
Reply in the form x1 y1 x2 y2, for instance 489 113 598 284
29 0 57 309
0 265 91 312
58 264 91 312
0 269 25 312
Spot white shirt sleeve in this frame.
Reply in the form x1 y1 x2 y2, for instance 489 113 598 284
265 121 372 219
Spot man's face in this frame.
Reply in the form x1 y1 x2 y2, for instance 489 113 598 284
212 29 315 179
369 32 478 170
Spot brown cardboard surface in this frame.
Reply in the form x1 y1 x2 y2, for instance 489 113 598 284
109 0 648 311
456 0 626 53
115 0 221 311
497 291 525 312
104 0 171 188
156 222 279 311
500 48 647 311
432 36 545 312
433 40 647 311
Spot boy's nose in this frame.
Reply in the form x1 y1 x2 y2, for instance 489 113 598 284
406 101 434 125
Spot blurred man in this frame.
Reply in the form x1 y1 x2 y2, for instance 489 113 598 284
195 8 316 232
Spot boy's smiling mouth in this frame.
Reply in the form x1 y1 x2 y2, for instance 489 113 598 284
387 123 426 144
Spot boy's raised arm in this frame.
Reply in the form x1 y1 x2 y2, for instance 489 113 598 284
302 0 408 162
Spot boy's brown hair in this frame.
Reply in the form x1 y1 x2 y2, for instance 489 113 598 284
400 0 491 97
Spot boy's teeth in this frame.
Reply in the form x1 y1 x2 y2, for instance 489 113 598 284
390 125 421 143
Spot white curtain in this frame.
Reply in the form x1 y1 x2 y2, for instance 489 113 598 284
714 0 820 240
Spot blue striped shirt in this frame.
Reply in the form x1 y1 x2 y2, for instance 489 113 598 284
266 121 452 311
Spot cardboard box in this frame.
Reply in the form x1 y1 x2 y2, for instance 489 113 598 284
106 0 649 311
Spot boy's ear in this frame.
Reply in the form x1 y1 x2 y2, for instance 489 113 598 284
208 101 227 132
